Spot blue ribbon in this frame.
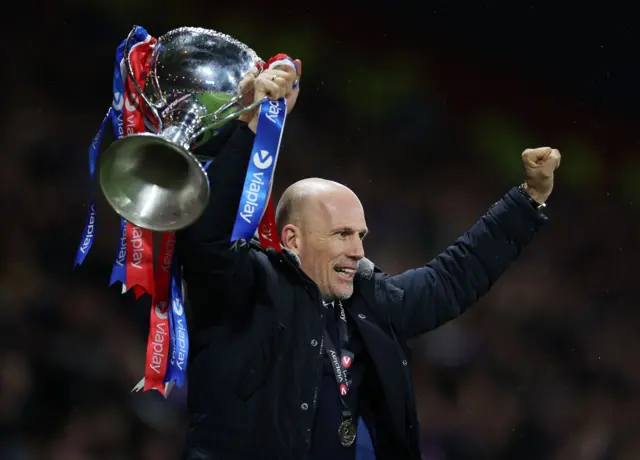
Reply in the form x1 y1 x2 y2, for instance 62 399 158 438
230 98 287 242
74 25 152 270
164 259 188 387
110 35 126 139
109 218 128 287
73 109 112 267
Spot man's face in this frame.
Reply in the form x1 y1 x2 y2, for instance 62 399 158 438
293 190 368 301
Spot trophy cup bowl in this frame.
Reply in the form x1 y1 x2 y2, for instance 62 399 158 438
98 26 262 232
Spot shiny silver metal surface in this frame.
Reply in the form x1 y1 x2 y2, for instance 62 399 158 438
99 133 209 233
98 26 261 232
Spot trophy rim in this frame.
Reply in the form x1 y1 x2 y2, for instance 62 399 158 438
157 26 261 65
98 132 211 232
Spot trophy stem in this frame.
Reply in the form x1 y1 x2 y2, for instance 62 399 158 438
161 102 207 150
161 125 192 151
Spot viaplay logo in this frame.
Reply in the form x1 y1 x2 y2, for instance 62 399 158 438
252 149 273 170
125 93 138 112
112 91 138 112
239 150 272 225
154 301 169 320
113 92 124 111
172 296 184 316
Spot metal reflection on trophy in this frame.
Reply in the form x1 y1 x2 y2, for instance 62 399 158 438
99 26 262 232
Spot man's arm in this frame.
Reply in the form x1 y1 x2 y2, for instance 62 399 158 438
383 187 546 338
382 146 560 339
177 121 256 271
176 122 257 325
176 61 301 326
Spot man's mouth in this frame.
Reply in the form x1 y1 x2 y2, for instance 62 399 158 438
334 266 356 280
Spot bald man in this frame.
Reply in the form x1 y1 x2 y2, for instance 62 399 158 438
176 61 561 460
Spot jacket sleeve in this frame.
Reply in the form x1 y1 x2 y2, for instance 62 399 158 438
176 121 257 325
382 187 547 339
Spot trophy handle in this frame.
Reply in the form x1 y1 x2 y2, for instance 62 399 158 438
189 97 264 144
123 26 164 131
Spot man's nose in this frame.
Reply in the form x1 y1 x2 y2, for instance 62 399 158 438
346 237 365 260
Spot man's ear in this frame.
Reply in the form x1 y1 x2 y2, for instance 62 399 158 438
281 224 300 254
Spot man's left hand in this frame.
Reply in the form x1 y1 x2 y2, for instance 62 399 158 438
237 57 301 132
521 147 561 204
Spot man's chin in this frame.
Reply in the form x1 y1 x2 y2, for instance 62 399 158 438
333 288 354 301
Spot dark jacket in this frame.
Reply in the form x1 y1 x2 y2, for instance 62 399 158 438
176 121 548 460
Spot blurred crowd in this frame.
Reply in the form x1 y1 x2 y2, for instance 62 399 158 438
1 4 639 460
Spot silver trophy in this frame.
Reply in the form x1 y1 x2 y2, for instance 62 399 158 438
98 26 262 232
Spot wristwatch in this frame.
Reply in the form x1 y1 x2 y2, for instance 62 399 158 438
517 183 547 211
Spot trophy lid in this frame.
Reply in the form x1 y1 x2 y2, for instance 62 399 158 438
149 27 261 102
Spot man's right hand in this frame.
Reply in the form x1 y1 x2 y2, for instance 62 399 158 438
238 58 302 132
521 147 561 204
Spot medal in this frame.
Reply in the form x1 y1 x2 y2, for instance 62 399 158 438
338 418 357 447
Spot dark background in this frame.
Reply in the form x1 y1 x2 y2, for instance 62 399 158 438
1 2 639 459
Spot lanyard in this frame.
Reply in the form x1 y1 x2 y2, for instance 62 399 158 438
323 301 353 417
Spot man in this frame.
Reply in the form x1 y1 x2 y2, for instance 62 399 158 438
176 62 561 460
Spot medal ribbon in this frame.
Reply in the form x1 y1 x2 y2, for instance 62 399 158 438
323 301 352 397
322 301 357 446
